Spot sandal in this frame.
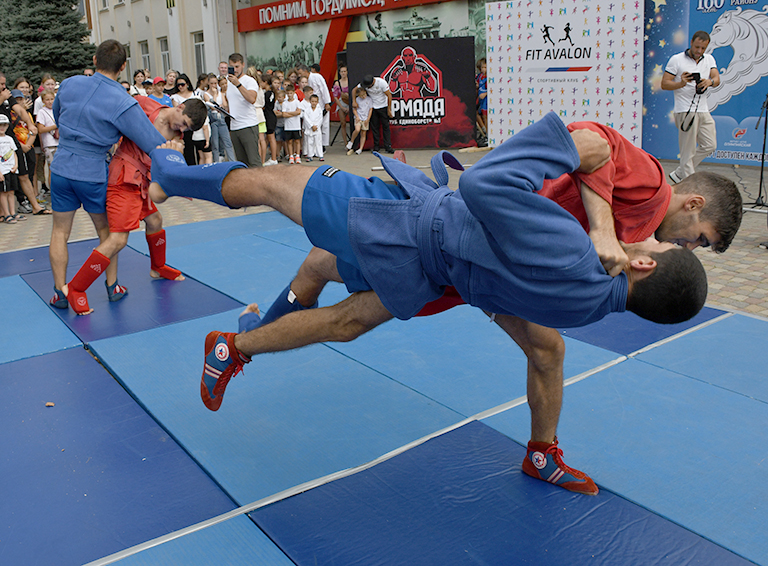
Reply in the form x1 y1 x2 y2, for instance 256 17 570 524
11 213 27 221
3 215 18 224
34 208 52 215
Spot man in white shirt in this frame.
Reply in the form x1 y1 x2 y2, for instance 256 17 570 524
661 31 720 184
226 53 262 167
351 74 394 153
299 64 332 147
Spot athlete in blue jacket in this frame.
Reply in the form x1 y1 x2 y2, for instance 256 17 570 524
49 40 168 310
148 112 706 410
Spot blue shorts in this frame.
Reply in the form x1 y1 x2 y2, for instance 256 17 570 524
302 165 406 292
50 172 107 214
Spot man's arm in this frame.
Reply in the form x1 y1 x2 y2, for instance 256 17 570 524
230 78 258 105
12 101 37 135
580 182 629 276
385 88 393 118
660 70 693 91
116 103 168 156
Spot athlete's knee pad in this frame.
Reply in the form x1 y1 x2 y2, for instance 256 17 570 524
149 148 246 208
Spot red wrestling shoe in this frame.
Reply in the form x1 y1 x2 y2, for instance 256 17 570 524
201 331 251 411
522 437 599 495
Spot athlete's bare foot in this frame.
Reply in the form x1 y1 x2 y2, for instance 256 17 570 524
61 283 94 316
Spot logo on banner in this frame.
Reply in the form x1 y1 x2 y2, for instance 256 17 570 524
733 128 747 140
382 46 445 126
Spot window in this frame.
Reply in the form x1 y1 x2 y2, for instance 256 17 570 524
139 41 150 74
159 37 171 75
124 43 132 83
193 32 206 79
101 0 108 9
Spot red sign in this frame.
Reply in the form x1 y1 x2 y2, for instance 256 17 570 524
238 0 446 32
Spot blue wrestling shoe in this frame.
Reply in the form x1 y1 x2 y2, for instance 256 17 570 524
106 280 128 302
201 331 251 411
522 437 598 495
50 287 68 309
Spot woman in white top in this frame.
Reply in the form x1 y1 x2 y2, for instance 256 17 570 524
129 70 147 97
207 75 236 162
170 74 200 165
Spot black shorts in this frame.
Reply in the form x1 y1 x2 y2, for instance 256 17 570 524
15 147 34 176
284 130 302 141
0 171 19 193
193 139 212 153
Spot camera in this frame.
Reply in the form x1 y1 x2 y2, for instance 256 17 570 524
690 72 706 95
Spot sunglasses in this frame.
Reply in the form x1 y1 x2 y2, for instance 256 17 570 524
177 82 187 87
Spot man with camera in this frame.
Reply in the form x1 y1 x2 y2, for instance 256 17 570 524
661 30 720 184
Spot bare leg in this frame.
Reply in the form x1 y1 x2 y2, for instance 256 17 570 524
491 314 564 444
18 174 47 214
290 247 342 306
49 210 77 289
233 290 393 357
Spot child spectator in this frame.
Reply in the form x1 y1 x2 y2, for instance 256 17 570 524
263 76 280 165
0 114 21 222
35 91 58 191
148 77 173 106
281 85 302 164
274 89 286 161
347 87 373 155
302 94 324 161
300 85 314 158
476 58 487 143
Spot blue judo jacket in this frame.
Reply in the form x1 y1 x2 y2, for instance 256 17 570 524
348 112 627 328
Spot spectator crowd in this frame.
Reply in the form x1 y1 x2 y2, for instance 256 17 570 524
0 56 397 224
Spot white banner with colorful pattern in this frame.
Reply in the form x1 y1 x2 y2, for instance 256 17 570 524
486 0 644 147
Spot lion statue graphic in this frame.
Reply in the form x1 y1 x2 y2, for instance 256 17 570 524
706 6 768 111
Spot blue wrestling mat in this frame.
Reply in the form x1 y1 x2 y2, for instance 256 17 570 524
3 214 767 566
252 421 750 566
21 244 243 343
0 347 238 566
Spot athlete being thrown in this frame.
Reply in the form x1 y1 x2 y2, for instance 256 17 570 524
60 97 207 315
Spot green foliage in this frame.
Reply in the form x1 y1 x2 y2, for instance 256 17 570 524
0 0 95 86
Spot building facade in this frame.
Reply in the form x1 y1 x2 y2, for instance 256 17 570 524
87 0 244 82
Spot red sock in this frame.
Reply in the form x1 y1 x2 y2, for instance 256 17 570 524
67 249 110 313
147 230 181 280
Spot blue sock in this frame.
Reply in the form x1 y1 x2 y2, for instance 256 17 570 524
238 311 262 333
149 148 246 208
260 283 318 326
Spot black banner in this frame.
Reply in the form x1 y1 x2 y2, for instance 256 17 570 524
347 37 476 148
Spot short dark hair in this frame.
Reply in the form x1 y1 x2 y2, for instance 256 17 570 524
692 30 710 43
676 172 742 253
133 69 145 80
285 84 295 92
311 63 321 72
362 74 374 88
310 94 319 101
626 248 707 324
303 86 313 94
228 53 244 64
180 98 207 131
95 40 126 74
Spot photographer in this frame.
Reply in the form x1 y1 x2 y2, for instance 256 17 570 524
661 30 720 184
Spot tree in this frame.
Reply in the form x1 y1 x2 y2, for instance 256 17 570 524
0 0 95 86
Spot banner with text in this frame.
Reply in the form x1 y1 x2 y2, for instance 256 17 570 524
486 0 644 147
347 37 476 148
